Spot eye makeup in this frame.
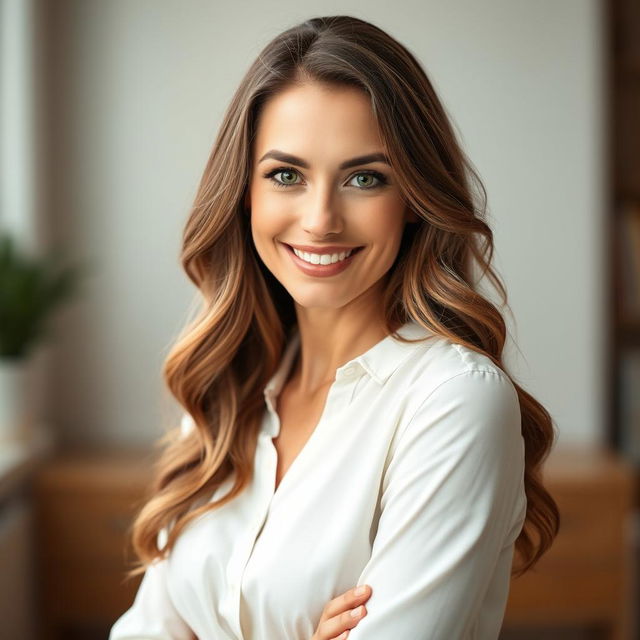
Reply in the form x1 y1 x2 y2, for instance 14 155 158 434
261 166 389 190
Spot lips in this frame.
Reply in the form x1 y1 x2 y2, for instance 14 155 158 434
285 244 365 254
282 243 364 277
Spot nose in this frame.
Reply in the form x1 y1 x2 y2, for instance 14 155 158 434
300 184 344 238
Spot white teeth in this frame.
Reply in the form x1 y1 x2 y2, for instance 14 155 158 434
292 247 355 265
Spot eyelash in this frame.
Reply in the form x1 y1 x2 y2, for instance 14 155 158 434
262 166 389 190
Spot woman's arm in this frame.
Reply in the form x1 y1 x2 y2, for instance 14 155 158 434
108 538 196 640
347 368 527 640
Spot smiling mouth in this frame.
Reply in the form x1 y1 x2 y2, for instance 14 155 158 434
284 244 365 264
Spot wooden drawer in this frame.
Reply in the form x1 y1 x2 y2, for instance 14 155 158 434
35 490 144 563
40 561 143 622
34 451 154 634
504 447 636 637
34 452 153 564
506 560 626 624
537 486 630 563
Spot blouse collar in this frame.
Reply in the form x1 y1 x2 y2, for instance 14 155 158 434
263 320 435 408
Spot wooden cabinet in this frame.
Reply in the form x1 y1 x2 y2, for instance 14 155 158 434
503 447 637 639
33 451 153 640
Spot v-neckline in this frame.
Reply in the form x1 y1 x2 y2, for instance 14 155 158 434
269 375 336 499
263 321 419 499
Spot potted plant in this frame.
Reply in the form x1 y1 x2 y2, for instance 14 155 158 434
0 230 87 442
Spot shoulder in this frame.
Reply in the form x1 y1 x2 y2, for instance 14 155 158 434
400 334 516 400
383 337 525 524
395 336 521 442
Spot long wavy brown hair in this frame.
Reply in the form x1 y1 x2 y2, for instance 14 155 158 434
126 15 559 581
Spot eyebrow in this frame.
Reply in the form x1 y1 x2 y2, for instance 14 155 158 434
258 149 391 170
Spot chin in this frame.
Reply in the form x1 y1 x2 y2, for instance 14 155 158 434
287 288 356 311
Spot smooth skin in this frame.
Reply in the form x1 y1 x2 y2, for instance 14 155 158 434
246 80 418 396
311 584 372 640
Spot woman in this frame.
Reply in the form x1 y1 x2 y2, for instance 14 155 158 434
110 15 559 640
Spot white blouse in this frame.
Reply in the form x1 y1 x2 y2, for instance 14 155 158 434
110 320 527 640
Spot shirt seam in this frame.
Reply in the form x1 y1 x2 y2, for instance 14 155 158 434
398 368 511 444
373 338 437 386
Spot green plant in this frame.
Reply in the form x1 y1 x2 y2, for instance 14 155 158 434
0 230 89 360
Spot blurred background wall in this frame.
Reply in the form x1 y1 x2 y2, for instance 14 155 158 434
3 0 602 450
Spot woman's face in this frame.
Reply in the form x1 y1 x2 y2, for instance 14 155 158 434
246 81 416 313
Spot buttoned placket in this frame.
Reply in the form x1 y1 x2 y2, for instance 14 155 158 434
222 428 276 639
225 363 365 639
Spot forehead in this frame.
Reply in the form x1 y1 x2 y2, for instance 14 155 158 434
253 81 385 159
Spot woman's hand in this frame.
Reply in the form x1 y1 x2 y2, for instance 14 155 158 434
311 584 372 640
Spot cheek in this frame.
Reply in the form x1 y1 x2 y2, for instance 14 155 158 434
361 203 407 245
250 214 279 260
249 186 287 245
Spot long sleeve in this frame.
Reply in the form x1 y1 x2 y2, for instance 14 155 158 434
348 368 526 640
109 528 196 640
109 527 196 640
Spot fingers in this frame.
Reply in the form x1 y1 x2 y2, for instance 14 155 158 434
322 605 367 640
323 584 371 620
316 585 372 640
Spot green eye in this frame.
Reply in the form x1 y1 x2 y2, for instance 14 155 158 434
354 174 377 188
262 166 388 190
279 170 299 185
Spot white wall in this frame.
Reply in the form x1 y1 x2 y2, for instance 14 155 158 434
42 0 604 448
0 0 47 254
